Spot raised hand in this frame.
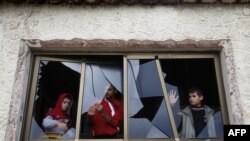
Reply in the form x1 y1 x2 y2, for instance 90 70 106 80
88 106 96 116
169 90 179 106
94 103 103 112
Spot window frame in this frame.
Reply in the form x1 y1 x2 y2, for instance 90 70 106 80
21 51 229 141
24 57 84 141
158 53 229 124
125 53 228 141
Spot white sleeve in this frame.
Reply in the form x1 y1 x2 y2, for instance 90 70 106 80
42 116 58 129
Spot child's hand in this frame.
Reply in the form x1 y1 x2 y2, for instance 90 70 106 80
57 122 68 131
88 106 96 115
94 103 103 112
169 90 179 106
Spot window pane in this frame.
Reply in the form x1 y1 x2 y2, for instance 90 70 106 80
160 59 224 139
29 60 81 139
128 60 174 139
80 63 123 139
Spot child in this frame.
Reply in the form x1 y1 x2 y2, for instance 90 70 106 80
87 85 123 138
178 87 222 138
42 93 75 138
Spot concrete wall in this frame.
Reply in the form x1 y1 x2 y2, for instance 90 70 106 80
0 4 250 141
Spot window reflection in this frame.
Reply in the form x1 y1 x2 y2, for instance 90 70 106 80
29 61 81 139
128 60 174 138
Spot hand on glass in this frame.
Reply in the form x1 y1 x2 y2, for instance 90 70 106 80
88 106 96 116
169 90 179 106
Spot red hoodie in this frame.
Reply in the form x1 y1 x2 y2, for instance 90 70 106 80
46 93 73 128
87 97 123 136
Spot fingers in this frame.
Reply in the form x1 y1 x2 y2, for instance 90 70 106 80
89 104 103 112
89 106 95 112
168 90 179 106
169 90 177 96
96 104 103 112
57 122 68 131
175 95 179 100
88 106 96 115
168 90 178 101
94 103 99 107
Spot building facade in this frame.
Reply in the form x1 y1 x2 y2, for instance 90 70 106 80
0 1 250 141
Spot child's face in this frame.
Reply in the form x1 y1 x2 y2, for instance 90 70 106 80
105 85 116 99
62 98 72 112
189 92 203 107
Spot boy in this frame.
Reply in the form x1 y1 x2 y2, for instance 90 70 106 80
42 93 75 138
87 85 123 138
179 87 222 138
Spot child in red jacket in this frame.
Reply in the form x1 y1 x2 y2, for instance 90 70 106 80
87 85 123 138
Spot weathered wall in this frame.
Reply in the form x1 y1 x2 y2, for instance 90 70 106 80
0 4 250 141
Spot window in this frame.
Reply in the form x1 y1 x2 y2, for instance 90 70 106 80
23 53 228 141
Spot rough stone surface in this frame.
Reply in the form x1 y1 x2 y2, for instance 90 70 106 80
1 0 246 4
0 4 250 141
220 40 244 124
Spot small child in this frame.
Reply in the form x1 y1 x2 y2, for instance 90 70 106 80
42 93 75 138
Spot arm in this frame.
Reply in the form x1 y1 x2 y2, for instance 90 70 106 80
95 104 112 123
109 101 123 128
99 101 123 128
42 116 69 131
87 106 95 126
42 116 58 129
99 110 112 123
95 102 123 128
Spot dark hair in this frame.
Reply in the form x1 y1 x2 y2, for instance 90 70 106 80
110 84 116 90
64 93 73 101
188 87 203 96
110 84 123 101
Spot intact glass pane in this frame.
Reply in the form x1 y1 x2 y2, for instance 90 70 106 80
160 59 224 139
80 63 124 139
29 60 81 139
128 59 174 139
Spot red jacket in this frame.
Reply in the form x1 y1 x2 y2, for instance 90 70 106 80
87 98 123 136
46 93 73 128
